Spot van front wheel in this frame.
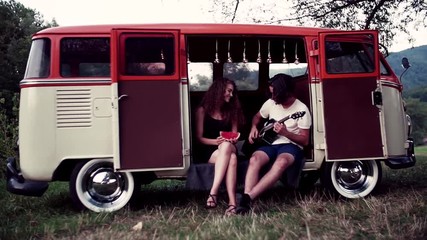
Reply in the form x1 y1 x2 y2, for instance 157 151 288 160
70 159 134 212
321 160 382 198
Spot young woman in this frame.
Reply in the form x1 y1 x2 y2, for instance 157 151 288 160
195 77 244 216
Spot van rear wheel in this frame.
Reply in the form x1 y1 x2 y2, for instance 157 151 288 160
321 160 381 198
70 159 134 212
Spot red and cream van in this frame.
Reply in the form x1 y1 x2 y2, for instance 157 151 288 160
6 24 415 212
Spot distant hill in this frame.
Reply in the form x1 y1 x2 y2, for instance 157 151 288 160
386 45 427 92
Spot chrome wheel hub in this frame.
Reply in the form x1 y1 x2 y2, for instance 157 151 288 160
86 167 124 203
335 161 372 192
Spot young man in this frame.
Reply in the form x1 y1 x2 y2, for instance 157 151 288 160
237 73 312 214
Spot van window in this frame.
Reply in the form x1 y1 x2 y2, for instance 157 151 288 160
223 62 259 90
269 63 308 78
25 38 51 78
124 36 174 76
325 41 375 74
188 62 213 91
60 38 110 77
187 36 306 92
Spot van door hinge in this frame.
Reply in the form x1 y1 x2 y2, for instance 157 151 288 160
183 149 190 156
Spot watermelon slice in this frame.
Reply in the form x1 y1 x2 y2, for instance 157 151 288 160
220 131 240 140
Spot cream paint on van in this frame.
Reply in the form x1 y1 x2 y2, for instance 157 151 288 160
380 80 408 157
20 84 114 181
19 87 56 180
303 81 326 171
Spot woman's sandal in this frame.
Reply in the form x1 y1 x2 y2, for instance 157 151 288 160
206 194 217 209
225 205 237 216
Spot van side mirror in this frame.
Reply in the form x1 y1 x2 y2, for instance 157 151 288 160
400 57 411 81
401 57 410 69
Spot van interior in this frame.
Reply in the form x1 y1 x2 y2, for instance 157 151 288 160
185 36 311 163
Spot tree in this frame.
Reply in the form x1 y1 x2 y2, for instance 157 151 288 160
0 0 57 93
207 0 279 24
287 0 426 51
0 0 57 176
206 0 427 50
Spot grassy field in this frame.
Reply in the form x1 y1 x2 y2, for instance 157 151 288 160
1 149 426 239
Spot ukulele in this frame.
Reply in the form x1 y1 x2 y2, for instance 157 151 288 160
258 111 306 145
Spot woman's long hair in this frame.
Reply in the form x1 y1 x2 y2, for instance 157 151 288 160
200 77 244 127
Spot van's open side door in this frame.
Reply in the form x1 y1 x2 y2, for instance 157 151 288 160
111 29 183 170
318 31 385 160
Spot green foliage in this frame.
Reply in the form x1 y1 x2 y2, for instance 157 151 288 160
387 45 427 91
405 97 427 145
0 0 58 93
0 91 19 178
415 145 427 155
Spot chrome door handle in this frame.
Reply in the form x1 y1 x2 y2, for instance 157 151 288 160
118 94 128 101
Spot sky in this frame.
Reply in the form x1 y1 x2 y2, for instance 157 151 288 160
16 0 427 52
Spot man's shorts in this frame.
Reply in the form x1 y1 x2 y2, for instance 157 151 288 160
257 143 303 164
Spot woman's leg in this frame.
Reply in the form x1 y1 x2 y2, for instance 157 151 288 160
225 152 238 207
207 142 235 204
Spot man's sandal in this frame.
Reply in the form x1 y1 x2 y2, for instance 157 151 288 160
225 205 237 216
206 194 217 209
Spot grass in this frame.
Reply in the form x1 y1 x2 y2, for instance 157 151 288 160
1 149 427 239
415 145 427 156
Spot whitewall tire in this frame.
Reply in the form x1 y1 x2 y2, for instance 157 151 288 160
321 160 382 198
70 159 134 212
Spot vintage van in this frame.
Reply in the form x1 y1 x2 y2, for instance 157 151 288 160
6 24 415 212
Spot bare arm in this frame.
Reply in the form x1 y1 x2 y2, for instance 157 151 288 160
248 112 263 144
274 122 310 146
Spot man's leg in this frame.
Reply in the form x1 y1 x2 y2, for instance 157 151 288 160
244 151 269 195
237 150 269 214
247 152 294 200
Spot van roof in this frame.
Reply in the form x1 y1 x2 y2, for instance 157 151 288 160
35 23 337 36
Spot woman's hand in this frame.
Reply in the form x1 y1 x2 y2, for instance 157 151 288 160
216 136 227 145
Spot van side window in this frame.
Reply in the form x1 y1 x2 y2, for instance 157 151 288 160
124 37 174 76
25 38 51 78
380 60 390 75
60 38 110 77
325 41 375 74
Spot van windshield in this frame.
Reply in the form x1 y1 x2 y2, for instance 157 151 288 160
25 38 51 78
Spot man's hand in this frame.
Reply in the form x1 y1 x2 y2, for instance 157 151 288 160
248 126 259 144
273 122 288 136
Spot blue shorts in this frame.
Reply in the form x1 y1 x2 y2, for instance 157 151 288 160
257 143 303 164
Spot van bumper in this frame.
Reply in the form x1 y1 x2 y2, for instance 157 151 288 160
6 157 49 197
385 138 416 169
